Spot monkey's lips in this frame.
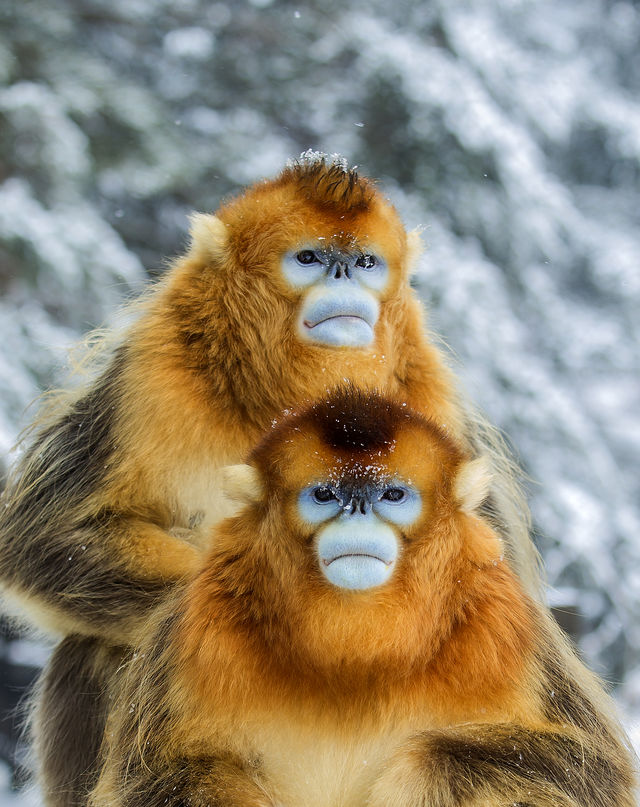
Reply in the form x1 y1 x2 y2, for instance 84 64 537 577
305 314 369 327
321 553 395 590
300 293 379 348
322 552 393 567
317 524 398 590
303 315 374 347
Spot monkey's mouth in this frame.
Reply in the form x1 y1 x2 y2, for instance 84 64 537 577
301 315 375 348
317 526 398 590
299 293 379 348
323 552 393 567
303 314 374 337
319 551 397 591
305 314 370 328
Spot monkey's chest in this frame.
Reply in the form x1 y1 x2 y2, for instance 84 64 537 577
251 720 410 807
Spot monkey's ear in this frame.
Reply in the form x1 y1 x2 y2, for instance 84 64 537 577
187 213 228 263
405 229 424 276
221 464 263 504
454 457 492 513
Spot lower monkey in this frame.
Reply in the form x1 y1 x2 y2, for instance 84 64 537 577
88 390 636 807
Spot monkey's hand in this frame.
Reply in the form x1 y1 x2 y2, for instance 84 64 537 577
368 724 630 807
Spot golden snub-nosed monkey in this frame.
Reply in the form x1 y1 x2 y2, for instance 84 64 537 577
90 389 636 807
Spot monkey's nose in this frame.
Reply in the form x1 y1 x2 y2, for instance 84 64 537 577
347 498 371 515
329 260 352 280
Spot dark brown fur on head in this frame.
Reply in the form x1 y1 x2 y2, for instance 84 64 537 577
254 387 416 456
274 152 374 214
309 387 411 452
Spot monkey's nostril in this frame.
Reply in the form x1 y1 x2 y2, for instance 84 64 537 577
330 260 350 279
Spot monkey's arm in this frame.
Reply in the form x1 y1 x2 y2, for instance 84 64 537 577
89 755 277 807
0 346 209 643
0 509 202 643
369 723 635 807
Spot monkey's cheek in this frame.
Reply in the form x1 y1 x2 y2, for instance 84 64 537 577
300 317 375 348
320 556 395 590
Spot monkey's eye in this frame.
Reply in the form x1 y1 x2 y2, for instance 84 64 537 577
296 250 320 266
380 487 407 503
374 484 421 525
355 254 377 270
312 486 338 504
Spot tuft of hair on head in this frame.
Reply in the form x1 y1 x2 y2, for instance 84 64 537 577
454 457 492 513
185 213 228 263
306 386 416 453
221 464 263 504
277 150 375 214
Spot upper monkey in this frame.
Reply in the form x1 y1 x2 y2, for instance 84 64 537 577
174 153 439 424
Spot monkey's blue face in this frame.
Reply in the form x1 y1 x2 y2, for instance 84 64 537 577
281 246 389 348
298 480 421 590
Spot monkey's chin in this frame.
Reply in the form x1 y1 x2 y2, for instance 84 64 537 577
321 555 394 590
302 316 374 348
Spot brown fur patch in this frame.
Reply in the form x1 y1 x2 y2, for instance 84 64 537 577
274 154 374 214
369 723 636 807
307 387 410 452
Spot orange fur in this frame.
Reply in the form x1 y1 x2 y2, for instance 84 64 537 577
176 419 533 736
177 472 534 729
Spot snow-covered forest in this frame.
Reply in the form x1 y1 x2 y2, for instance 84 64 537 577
1 0 639 802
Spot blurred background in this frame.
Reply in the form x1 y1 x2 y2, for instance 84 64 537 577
1 0 639 802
